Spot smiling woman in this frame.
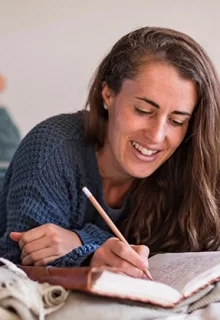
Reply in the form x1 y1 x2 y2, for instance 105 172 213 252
0 27 220 276
98 62 196 180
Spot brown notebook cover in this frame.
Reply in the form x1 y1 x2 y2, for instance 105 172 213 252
19 265 105 290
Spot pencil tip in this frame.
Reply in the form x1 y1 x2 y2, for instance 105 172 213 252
144 269 153 281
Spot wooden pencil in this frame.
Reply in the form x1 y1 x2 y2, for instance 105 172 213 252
82 186 153 280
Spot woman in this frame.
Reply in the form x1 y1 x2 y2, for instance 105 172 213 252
0 27 220 279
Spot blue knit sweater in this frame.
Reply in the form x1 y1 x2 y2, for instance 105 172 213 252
0 111 126 266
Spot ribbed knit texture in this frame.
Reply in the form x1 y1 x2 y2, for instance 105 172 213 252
0 111 125 266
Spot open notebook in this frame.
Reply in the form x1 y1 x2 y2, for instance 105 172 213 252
20 251 220 308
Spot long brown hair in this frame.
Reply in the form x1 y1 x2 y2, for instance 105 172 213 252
84 27 220 253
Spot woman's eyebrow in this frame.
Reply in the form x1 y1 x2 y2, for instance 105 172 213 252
135 96 160 109
135 96 192 116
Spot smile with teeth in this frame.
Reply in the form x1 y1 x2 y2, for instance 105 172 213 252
132 141 158 156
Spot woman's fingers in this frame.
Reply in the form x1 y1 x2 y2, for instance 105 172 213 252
90 238 150 279
10 232 23 242
34 256 59 267
131 244 150 268
20 237 49 260
91 245 146 278
11 224 83 265
110 239 149 271
21 247 59 266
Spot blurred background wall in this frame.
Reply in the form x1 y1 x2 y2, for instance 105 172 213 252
0 0 219 136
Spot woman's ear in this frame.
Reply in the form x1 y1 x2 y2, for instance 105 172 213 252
101 81 115 108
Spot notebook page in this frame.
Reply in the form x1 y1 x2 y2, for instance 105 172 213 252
92 269 182 306
149 252 220 293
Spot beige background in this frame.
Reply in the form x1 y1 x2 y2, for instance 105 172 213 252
0 0 219 136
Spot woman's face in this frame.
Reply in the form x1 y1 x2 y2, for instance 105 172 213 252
101 62 197 180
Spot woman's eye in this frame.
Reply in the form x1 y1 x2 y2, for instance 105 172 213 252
171 119 184 126
134 107 152 115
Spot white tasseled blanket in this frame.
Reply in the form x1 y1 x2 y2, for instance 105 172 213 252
0 258 69 320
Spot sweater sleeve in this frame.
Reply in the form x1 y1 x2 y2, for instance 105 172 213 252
0 145 112 266
50 223 113 267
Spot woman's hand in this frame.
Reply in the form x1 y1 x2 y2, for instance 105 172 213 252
90 237 150 279
10 224 82 266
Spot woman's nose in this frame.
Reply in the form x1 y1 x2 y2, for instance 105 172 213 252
144 119 166 144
